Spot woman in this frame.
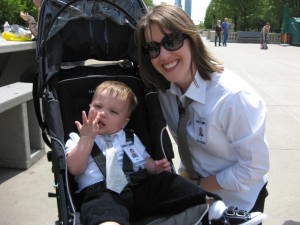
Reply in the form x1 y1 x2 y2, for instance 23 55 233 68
135 4 269 213
215 20 222 46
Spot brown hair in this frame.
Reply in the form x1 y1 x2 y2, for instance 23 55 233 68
135 4 223 91
93 81 138 115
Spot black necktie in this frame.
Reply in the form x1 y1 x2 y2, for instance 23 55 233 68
176 98 199 179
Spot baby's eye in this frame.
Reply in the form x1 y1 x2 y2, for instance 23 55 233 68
93 104 102 109
110 110 119 115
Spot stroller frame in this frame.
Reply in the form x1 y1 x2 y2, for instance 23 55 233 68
33 0 209 224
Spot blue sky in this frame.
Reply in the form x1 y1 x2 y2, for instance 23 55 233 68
152 0 211 23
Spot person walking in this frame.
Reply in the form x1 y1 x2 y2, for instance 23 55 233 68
215 20 222 46
260 22 270 49
221 18 230 46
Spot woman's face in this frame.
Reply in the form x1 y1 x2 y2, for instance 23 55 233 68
145 23 195 92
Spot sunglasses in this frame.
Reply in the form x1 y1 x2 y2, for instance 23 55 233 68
143 31 187 59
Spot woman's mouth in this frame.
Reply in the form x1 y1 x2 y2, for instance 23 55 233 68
163 60 178 71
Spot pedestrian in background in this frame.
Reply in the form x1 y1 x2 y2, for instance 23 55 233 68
19 0 41 83
20 0 41 38
260 22 270 50
215 20 222 46
221 18 230 46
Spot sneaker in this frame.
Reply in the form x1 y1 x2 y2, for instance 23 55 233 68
209 202 267 225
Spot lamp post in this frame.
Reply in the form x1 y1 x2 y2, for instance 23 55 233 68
212 7 215 30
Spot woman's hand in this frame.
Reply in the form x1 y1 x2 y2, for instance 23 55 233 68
20 11 32 22
199 175 222 192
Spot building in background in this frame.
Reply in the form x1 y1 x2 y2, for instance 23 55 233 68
185 0 191 18
175 0 192 18
175 0 182 8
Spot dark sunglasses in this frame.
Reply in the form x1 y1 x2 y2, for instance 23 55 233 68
143 31 187 59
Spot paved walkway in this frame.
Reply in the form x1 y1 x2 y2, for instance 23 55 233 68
0 38 299 225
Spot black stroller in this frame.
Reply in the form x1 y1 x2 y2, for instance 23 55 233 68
33 0 209 224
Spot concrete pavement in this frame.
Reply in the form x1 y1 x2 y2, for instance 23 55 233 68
0 38 300 225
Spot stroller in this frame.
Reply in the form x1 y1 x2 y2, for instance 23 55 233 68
33 0 209 224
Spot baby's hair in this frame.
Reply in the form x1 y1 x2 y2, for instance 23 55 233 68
93 81 138 115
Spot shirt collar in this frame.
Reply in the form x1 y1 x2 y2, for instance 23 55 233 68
169 71 206 104
95 129 124 143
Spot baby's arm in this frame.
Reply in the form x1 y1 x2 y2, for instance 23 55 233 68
67 109 100 175
144 157 171 174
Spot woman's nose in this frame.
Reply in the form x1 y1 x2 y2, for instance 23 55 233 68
159 45 171 59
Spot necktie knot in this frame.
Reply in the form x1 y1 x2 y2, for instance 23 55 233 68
103 135 114 149
179 97 192 120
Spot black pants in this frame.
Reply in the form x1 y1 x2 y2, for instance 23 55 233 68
249 182 268 225
250 182 268 213
215 33 221 46
81 172 210 225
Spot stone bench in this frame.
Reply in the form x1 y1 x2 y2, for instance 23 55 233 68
237 31 261 43
0 82 45 169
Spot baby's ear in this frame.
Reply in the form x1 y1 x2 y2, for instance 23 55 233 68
123 118 130 128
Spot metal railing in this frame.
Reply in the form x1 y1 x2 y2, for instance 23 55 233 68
201 30 281 44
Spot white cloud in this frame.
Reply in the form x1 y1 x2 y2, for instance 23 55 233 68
152 0 211 23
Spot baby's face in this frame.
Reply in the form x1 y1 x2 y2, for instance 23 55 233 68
89 90 130 135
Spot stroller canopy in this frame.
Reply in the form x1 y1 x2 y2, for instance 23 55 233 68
37 0 147 83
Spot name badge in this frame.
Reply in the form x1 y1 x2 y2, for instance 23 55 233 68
123 145 146 167
195 116 206 145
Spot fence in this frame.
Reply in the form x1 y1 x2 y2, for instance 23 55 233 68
201 30 281 44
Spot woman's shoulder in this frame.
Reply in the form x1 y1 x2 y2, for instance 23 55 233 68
213 69 255 94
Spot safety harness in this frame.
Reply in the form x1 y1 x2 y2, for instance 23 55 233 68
81 130 148 198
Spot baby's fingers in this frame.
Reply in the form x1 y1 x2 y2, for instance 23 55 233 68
81 111 89 124
75 121 82 131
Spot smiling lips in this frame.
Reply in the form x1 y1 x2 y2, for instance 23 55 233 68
163 60 178 71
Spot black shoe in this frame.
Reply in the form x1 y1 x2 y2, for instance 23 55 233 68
210 206 267 225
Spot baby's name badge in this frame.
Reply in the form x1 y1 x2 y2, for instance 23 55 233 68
123 145 145 167
195 116 206 145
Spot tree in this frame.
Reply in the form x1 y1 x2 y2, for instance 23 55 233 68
0 0 25 25
143 0 154 8
0 0 39 28
204 0 299 32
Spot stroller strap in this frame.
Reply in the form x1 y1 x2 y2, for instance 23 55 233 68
91 129 148 186
81 169 149 198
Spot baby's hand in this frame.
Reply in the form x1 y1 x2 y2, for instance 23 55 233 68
154 158 171 173
75 109 100 139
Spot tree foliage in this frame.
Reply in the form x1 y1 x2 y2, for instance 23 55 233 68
204 0 300 32
0 0 38 28
143 0 154 7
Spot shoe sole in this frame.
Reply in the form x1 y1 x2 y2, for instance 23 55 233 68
239 212 268 225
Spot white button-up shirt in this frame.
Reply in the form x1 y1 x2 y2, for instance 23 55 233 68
65 129 150 192
158 69 269 210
